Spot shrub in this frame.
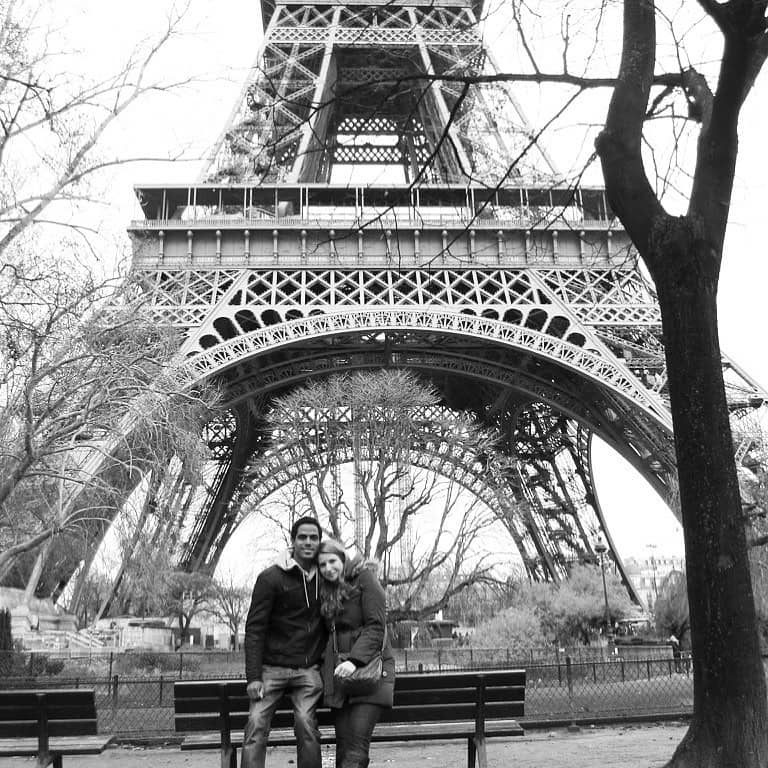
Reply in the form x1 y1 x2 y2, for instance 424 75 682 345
44 657 65 676
0 609 12 650
26 653 53 676
0 609 12 677
114 651 201 676
115 652 177 674
0 650 63 678
470 604 547 657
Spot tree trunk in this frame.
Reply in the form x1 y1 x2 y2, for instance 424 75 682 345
0 527 56 580
652 232 768 767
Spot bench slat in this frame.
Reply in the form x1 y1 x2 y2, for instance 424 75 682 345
0 703 97 720
180 727 338 750
175 709 337 732
0 689 96 707
174 694 273 714
394 671 526 690
394 685 524 706
0 735 114 757
0 719 98 739
373 720 525 740
176 701 524 734
381 703 524 722
180 719 524 751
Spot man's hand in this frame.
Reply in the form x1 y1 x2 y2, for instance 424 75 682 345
247 680 264 700
334 660 356 678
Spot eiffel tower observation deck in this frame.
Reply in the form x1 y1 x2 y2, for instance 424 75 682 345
116 0 768 602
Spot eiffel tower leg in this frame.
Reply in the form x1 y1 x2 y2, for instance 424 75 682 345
180 407 258 572
567 424 642 602
9 457 145 605
494 478 554 582
67 528 108 618
22 540 52 603
94 470 162 621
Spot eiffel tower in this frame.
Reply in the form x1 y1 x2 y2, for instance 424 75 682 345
67 0 767 609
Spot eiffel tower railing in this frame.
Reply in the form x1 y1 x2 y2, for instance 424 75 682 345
129 182 632 270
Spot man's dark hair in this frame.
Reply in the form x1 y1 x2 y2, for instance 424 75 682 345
290 516 322 541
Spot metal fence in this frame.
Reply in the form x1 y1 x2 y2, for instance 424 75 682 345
395 644 677 672
0 649 700 738
0 644 675 678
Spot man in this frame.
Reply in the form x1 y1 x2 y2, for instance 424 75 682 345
242 517 326 768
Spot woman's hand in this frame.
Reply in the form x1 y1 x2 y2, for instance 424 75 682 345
334 660 357 678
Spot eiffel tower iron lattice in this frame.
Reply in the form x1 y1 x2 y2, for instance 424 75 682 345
59 0 768 611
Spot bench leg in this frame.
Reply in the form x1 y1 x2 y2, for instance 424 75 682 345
53 756 62 768
472 734 487 768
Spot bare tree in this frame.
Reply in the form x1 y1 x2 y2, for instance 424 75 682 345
206 575 252 649
384 481 502 622
0 292 221 592
155 569 215 648
654 569 690 648
0 0 193 256
0 0 222 598
593 3 768 763
444 573 524 627
249 370 510 620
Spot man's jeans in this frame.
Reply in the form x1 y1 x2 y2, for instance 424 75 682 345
241 664 323 768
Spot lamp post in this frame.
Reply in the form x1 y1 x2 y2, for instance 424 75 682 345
594 537 612 644
647 544 659 607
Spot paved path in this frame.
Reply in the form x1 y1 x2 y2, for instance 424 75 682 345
1 722 687 767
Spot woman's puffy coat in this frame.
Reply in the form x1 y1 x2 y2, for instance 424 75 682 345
321 559 395 708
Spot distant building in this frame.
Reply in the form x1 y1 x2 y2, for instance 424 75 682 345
94 617 174 650
623 555 685 610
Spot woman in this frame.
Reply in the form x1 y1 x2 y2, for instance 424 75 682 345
317 538 395 768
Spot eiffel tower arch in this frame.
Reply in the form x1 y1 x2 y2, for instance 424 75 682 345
66 0 768 610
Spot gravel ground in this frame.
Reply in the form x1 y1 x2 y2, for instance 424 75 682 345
1 721 689 767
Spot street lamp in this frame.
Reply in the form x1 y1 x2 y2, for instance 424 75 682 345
647 544 659 606
594 537 613 644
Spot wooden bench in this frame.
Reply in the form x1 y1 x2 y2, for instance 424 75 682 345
0 688 114 767
175 669 525 768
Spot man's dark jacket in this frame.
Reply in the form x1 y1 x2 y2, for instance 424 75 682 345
244 550 326 683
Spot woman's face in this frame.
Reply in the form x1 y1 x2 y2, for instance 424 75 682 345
319 552 344 582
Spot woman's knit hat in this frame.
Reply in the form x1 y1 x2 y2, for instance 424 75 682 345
318 538 346 561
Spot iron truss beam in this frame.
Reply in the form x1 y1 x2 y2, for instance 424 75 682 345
201 3 549 183
218 404 586 585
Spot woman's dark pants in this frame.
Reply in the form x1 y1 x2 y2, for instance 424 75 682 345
333 702 383 768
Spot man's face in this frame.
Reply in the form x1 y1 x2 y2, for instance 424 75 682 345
293 523 320 565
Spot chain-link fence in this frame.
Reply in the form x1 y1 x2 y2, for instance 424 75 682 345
0 648 244 681
394 644 676 672
523 656 694 722
0 648 709 738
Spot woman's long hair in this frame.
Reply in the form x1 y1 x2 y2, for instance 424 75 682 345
318 539 353 619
